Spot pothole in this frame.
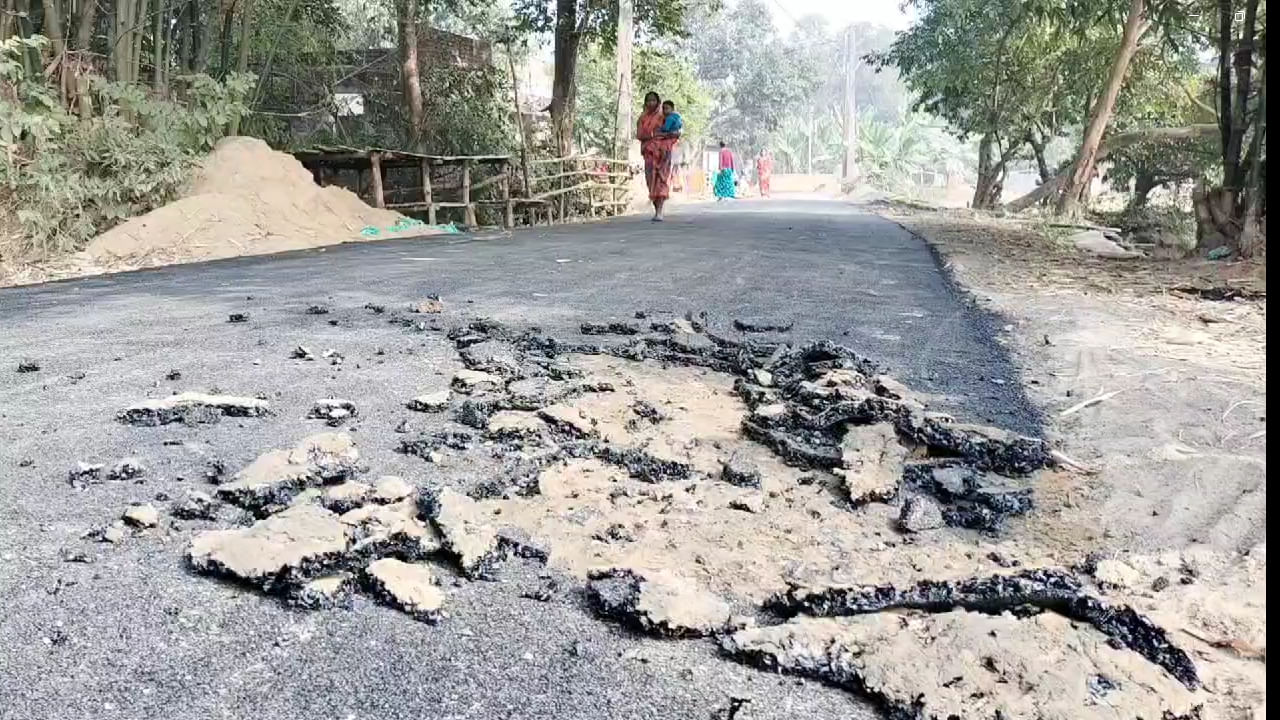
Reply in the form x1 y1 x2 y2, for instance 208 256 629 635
148 312 1228 719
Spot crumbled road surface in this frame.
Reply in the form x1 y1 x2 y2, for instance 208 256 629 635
1 201 1086 719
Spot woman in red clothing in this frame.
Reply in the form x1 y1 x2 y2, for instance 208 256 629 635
636 91 680 221
756 149 774 198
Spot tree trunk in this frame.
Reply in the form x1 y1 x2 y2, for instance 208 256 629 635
507 46 533 201
196 1 215 72
74 0 97 50
1197 0 1262 254
549 0 582 157
226 0 250 133
611 0 633 160
396 0 424 150
217 0 236 76
130 0 149 85
111 0 137 83
1224 0 1257 190
1028 132 1050 183
971 131 1010 209
1055 0 1150 215
1005 124 1218 212
40 0 67 57
841 24 858 182
1 0 14 42
1130 172 1156 208
153 0 168 92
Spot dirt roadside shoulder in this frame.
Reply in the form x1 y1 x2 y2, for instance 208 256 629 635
880 208 1266 556
880 208 1267 716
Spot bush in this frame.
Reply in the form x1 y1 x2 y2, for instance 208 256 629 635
1 36 254 260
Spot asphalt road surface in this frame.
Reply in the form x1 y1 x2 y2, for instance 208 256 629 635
0 199 1037 720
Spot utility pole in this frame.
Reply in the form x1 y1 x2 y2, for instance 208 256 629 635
841 24 858 183
807 115 813 175
612 0 635 160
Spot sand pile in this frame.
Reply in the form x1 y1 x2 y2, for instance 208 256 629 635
84 137 439 266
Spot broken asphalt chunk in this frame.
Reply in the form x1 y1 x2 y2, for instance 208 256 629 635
418 487 500 579
580 321 642 336
451 369 503 393
216 432 358 513
720 453 762 489
172 491 219 520
406 390 450 412
372 476 414 504
721 610 1200 720
340 498 441 561
122 503 159 528
732 318 794 333
898 417 1051 475
117 392 270 426
397 431 475 459
837 423 904 505
898 495 945 533
486 410 548 439
307 398 357 426
587 568 736 638
319 482 372 514
363 558 445 622
772 568 1199 689
186 503 350 592
106 458 146 482
290 572 355 610
410 297 445 314
67 462 104 488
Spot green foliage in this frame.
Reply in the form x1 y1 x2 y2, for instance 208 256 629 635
510 0 711 47
418 64 517 155
875 0 1111 148
1 36 254 258
693 0 822 154
575 44 712 153
1104 60 1219 201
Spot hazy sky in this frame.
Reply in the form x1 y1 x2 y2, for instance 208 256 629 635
764 0 914 30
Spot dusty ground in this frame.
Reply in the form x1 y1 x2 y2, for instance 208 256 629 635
883 210 1266 555
880 208 1267 717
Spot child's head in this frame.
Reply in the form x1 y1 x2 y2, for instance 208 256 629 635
662 100 675 115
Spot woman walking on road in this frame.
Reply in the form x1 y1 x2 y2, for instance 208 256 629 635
713 141 737 200
636 91 680 221
756 149 774 198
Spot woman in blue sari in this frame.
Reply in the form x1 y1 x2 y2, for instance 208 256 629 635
713 141 736 200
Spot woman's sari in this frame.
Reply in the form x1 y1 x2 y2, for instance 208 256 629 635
638 108 677 201
714 146 736 199
756 153 773 197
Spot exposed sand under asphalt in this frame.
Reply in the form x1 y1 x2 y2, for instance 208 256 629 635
173 341 1264 719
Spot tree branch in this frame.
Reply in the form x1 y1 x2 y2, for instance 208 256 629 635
1004 124 1219 212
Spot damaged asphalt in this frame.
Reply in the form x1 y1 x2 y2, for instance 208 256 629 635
1 200 1038 719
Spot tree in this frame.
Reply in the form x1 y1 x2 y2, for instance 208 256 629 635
875 0 1108 207
694 0 820 155
512 0 703 156
1104 58 1218 207
575 43 710 153
396 0 425 149
1055 0 1152 214
1195 0 1265 254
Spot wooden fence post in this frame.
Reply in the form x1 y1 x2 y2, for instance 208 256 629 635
421 159 436 225
462 159 477 227
502 160 514 229
370 152 386 209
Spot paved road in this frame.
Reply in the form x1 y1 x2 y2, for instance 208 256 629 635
0 199 1037 720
